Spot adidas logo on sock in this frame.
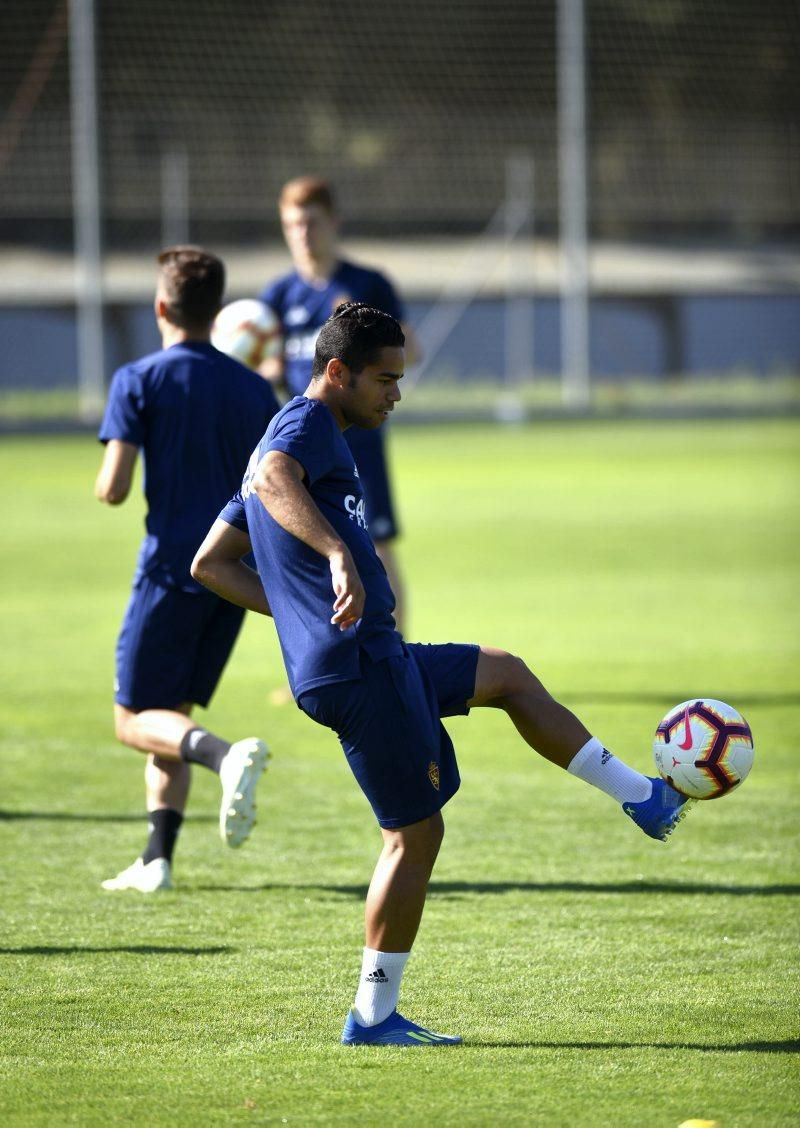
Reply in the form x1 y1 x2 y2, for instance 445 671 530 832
365 967 388 983
601 748 613 765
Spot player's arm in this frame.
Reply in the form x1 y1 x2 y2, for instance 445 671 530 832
94 439 138 505
257 355 286 388
256 293 286 387
256 298 286 387
191 519 272 616
254 449 365 630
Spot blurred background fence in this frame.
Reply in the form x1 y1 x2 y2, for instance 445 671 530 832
1 0 799 423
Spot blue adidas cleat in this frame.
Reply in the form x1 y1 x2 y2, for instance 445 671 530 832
341 1009 463 1046
622 777 693 841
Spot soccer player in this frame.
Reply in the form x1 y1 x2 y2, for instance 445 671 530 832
258 175 419 633
95 246 280 893
191 303 690 1045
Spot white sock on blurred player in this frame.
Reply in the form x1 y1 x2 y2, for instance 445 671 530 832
353 948 410 1026
567 737 651 803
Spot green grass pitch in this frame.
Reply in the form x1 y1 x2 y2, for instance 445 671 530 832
1 419 798 1126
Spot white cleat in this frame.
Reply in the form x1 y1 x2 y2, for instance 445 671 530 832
101 857 172 892
219 738 269 848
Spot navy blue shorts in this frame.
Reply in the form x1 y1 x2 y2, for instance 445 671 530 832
297 642 480 829
344 425 398 542
115 576 245 711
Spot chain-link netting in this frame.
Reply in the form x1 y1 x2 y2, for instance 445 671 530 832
2 0 798 246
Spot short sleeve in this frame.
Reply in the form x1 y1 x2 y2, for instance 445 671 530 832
267 401 337 485
98 364 146 446
219 490 248 531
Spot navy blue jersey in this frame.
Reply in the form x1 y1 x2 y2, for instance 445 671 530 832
99 341 280 591
259 259 404 397
220 396 402 697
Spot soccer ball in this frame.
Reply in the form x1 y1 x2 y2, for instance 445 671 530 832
212 299 282 369
653 699 754 800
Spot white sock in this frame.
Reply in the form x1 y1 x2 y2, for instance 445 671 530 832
567 736 652 804
352 948 410 1027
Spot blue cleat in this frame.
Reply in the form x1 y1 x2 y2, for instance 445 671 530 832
341 1009 463 1046
622 777 693 841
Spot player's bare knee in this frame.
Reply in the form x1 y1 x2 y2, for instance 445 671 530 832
476 647 535 704
386 812 444 866
495 656 555 716
113 707 137 747
493 651 540 699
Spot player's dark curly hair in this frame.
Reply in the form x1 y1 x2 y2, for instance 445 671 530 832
157 245 225 332
311 302 405 379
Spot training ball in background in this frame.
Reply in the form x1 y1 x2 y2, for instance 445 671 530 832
653 699 754 800
212 299 282 369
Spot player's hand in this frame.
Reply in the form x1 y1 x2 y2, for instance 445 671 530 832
329 549 365 630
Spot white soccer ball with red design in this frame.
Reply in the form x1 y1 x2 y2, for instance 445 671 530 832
212 299 282 370
653 698 754 800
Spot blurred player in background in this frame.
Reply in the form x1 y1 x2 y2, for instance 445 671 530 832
94 246 280 892
192 303 690 1046
258 175 420 635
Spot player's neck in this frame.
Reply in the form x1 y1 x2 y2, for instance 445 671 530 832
305 384 347 430
160 322 211 348
296 252 338 286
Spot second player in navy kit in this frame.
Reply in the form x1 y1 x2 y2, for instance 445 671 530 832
192 303 691 1046
259 176 419 626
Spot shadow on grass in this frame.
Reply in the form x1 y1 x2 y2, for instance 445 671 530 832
466 1038 800 1054
0 810 215 823
192 879 800 898
0 945 233 956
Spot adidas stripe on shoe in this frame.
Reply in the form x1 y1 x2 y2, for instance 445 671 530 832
341 1009 462 1046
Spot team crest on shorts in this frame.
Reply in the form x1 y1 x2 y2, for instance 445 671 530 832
427 761 440 791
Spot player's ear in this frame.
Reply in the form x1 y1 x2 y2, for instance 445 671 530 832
326 358 349 387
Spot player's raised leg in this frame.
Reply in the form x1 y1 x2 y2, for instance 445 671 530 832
115 703 270 851
467 646 689 841
102 702 269 891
